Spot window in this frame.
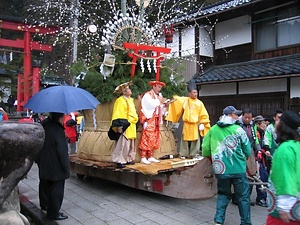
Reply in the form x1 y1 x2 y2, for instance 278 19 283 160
255 5 300 52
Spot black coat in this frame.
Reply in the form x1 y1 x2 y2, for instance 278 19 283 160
37 118 70 181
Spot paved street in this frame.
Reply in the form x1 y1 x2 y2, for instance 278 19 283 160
19 163 268 225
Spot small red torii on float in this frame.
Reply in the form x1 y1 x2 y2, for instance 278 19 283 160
0 18 58 112
123 42 171 80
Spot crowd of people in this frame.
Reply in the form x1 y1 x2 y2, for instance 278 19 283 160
202 106 299 225
2 83 299 224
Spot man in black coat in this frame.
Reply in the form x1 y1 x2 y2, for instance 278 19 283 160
36 112 70 220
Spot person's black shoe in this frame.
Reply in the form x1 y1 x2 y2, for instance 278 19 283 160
116 163 125 168
256 199 267 207
127 161 135 165
55 213 68 220
41 206 47 211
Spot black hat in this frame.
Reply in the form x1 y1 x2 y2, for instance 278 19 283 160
223 106 242 116
187 81 197 92
254 115 265 123
280 111 300 129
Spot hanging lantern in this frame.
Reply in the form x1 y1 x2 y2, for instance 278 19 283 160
100 53 116 79
163 24 174 44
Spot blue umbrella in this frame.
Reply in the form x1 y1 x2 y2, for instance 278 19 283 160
24 85 100 114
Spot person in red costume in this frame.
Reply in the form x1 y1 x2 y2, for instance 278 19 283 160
138 80 168 164
63 112 77 154
0 107 9 121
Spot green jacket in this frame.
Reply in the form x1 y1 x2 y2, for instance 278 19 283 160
268 140 300 219
263 123 278 156
202 116 251 175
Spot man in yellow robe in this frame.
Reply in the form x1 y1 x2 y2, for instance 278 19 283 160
111 81 138 168
166 83 210 158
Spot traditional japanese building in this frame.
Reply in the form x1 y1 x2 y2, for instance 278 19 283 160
168 0 300 123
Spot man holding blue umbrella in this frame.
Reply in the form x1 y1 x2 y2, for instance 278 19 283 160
36 112 69 220
26 85 100 220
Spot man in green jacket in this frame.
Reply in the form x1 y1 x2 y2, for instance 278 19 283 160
263 109 283 174
202 106 252 225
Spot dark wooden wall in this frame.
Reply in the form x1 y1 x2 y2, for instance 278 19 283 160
200 92 289 125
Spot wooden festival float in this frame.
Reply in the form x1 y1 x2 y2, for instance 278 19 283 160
69 43 217 200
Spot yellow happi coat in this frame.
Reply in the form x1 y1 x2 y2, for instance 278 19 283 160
166 96 210 141
111 96 138 139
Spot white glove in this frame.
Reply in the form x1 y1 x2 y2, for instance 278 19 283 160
199 124 205 131
143 122 147 129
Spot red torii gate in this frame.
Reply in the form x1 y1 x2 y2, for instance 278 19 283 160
0 19 58 111
123 42 171 80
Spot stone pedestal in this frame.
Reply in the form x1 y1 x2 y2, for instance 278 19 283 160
0 122 45 224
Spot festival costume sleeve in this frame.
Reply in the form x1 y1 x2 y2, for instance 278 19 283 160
201 128 212 157
198 100 210 137
111 97 138 139
141 91 160 119
111 97 127 121
127 98 138 124
270 142 298 197
277 195 298 212
238 127 251 157
165 95 186 122
182 98 199 141
263 124 277 155
182 98 210 140
125 98 138 139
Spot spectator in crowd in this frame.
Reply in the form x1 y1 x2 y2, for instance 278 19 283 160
111 81 138 168
0 107 9 121
139 80 168 164
79 117 85 137
64 112 78 154
76 112 84 137
253 115 269 207
266 110 300 225
7 95 15 115
202 106 252 225
238 109 261 175
36 112 70 221
263 109 283 174
237 109 265 207
166 82 210 158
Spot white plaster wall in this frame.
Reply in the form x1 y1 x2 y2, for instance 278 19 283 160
199 25 213 57
199 83 236 96
199 78 290 96
239 79 286 94
181 27 195 57
291 77 300 98
215 15 252 49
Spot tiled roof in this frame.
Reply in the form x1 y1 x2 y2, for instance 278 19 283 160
192 54 300 84
171 0 255 24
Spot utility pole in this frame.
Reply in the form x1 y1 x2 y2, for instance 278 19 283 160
121 0 126 14
72 0 79 63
